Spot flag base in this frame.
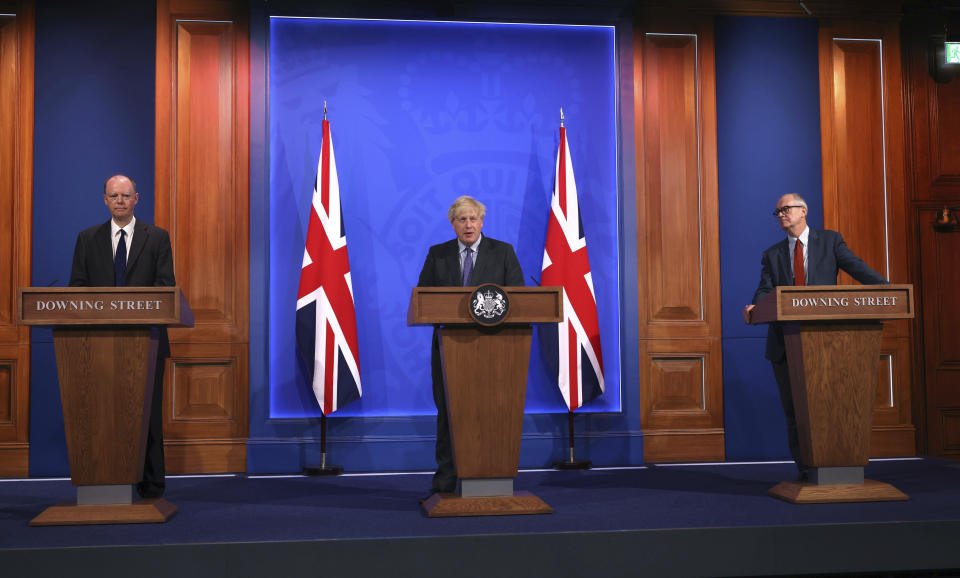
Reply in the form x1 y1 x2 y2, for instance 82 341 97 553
553 459 592 470
304 464 344 476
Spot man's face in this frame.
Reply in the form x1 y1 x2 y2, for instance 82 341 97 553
104 177 138 223
775 194 806 233
451 207 483 245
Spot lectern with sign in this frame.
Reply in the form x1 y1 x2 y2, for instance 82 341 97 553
18 287 193 525
750 284 913 503
408 285 562 517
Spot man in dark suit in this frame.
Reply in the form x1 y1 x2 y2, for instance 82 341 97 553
417 196 524 497
744 193 887 480
69 174 175 499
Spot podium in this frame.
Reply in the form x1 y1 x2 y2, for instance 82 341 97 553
18 287 193 525
750 284 913 503
408 285 562 517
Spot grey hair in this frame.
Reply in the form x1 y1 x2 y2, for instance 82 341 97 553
786 193 807 208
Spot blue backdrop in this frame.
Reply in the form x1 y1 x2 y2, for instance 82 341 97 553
715 16 824 460
30 0 156 476
267 18 621 418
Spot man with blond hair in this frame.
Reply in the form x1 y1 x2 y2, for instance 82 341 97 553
417 195 523 499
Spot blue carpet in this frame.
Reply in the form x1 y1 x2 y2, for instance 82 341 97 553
2 457 959 550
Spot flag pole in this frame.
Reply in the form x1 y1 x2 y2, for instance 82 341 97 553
553 107 591 470
299 100 356 476
305 412 344 476
554 409 592 470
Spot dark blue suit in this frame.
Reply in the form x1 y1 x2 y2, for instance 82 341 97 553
70 219 175 498
417 235 523 493
751 228 887 470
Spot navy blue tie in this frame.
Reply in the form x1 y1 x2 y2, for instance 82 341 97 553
115 229 127 287
461 248 474 286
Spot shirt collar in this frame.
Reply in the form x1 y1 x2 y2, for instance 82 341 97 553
789 226 809 248
458 234 482 254
111 215 136 238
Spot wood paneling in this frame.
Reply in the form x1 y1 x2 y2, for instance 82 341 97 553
933 80 960 181
156 0 249 473
0 1 33 477
818 20 914 456
164 343 248 472
903 11 960 458
908 33 960 200
635 16 724 462
0 347 29 475
917 208 960 458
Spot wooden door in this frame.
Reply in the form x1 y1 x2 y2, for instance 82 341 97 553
918 213 960 458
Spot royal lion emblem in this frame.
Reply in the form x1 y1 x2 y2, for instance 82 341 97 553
469 284 510 325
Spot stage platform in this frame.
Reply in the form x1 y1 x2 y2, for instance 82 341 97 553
2 458 960 577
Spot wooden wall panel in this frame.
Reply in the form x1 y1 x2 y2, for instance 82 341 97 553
917 209 960 458
0 1 33 477
635 17 723 462
903 11 960 457
933 81 960 181
911 56 960 200
818 20 914 457
156 0 249 473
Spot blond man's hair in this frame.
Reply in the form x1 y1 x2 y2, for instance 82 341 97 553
447 196 486 223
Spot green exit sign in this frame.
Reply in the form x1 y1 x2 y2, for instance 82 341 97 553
947 42 960 64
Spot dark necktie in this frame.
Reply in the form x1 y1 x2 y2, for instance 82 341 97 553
115 229 127 287
794 239 805 286
462 248 474 286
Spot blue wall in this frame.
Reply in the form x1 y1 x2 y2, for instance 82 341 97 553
715 16 824 460
30 0 156 475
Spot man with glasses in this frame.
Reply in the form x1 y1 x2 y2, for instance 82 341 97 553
742 193 887 481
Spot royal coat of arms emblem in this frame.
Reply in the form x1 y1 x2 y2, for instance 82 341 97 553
469 284 510 326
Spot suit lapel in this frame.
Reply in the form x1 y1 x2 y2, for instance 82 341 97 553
468 237 492 285
442 240 461 286
806 228 822 284
96 221 113 269
775 240 791 286
126 221 149 275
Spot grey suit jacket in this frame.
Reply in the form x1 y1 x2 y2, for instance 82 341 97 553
751 228 887 361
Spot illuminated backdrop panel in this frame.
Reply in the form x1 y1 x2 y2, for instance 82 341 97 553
268 17 620 417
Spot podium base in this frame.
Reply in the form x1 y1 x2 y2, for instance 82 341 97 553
29 498 178 526
768 479 909 504
304 465 344 476
421 491 553 517
553 459 592 470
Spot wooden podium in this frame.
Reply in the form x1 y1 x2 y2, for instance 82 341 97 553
18 287 193 525
408 285 562 517
750 284 914 503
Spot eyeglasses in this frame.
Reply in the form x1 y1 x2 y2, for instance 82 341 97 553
772 205 803 217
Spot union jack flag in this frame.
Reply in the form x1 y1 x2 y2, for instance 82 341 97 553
540 123 604 411
296 117 362 415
